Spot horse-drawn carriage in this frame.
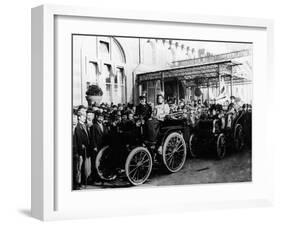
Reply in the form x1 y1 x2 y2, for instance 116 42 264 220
95 115 189 186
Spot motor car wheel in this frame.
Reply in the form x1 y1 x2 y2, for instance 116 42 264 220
162 132 187 173
125 147 152 186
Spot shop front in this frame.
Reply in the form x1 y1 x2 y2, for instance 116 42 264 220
137 60 251 105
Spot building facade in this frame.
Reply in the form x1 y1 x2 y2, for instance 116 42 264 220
72 35 252 107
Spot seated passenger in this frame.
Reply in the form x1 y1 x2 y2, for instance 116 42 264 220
227 103 237 115
229 96 240 111
216 106 225 129
177 99 185 111
190 110 197 126
135 95 152 121
225 103 236 129
155 93 170 121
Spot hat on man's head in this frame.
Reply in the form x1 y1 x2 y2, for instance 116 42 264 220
77 111 84 117
86 107 94 114
95 110 103 117
139 92 147 100
78 105 87 111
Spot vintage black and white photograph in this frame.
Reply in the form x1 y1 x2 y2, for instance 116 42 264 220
72 35 252 190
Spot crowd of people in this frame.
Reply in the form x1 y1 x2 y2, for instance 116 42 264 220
72 93 247 189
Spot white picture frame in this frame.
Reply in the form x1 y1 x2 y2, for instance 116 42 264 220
31 4 274 221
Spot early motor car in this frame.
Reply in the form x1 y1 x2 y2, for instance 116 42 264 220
95 114 189 185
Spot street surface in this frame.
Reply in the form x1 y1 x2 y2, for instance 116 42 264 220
84 148 252 189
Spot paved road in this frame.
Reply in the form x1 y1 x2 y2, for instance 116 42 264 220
84 148 252 190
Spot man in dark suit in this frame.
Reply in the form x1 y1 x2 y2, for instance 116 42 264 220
89 111 110 184
72 110 80 190
90 111 108 152
74 110 90 186
85 108 95 184
135 95 152 121
86 108 95 139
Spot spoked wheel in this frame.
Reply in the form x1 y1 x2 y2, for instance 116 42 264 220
216 133 226 159
162 132 187 173
125 147 152 186
95 146 117 181
189 134 198 158
234 124 244 152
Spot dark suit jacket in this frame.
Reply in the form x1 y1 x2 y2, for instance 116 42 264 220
74 122 90 156
135 103 152 121
90 122 109 151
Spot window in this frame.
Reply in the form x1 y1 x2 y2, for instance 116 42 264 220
97 39 126 104
99 41 110 60
88 62 98 85
100 66 125 104
111 67 125 104
112 39 126 64
117 68 125 103
103 64 112 104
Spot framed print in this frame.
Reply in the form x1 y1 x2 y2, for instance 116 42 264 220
31 4 274 221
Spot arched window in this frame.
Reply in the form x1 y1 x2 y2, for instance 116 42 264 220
112 38 126 64
78 36 127 105
97 38 126 104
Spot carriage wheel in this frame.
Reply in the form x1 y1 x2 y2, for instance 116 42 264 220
125 147 152 186
216 133 226 159
162 132 187 173
189 134 198 158
234 124 244 152
95 146 117 181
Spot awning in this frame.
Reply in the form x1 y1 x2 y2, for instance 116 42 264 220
137 60 249 87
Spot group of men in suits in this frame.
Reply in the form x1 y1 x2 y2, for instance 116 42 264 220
72 95 164 189
72 105 109 189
